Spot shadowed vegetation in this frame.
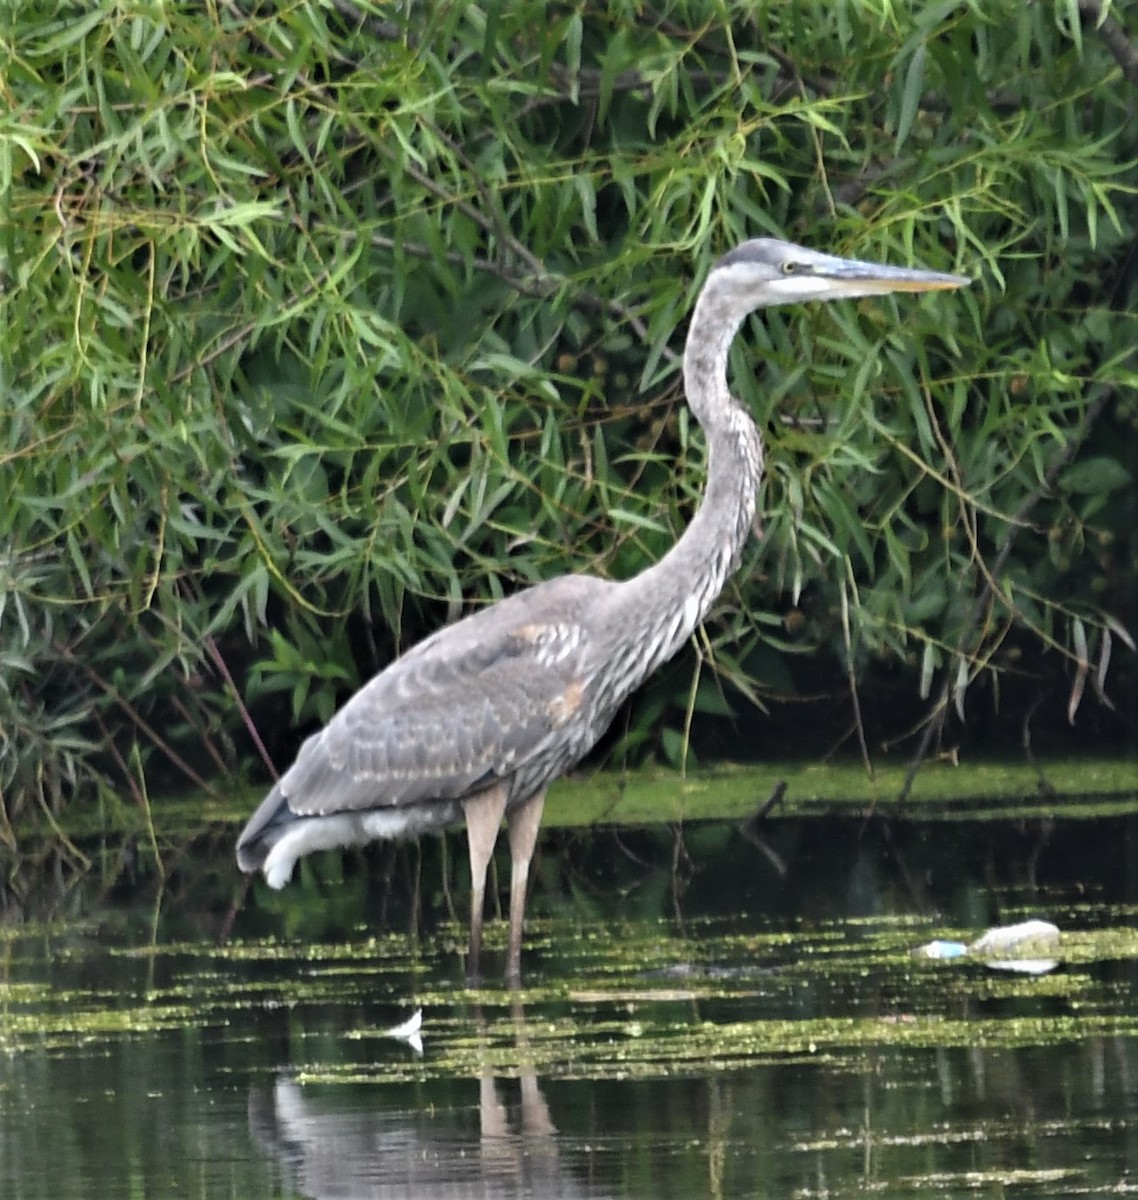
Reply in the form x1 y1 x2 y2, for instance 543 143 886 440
2 1 1136 841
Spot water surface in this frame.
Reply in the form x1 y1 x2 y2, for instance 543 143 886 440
1 810 1136 1197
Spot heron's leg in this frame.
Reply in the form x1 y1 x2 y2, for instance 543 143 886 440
463 784 507 982
505 788 546 986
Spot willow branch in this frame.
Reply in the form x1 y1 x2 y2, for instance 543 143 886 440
896 387 1114 806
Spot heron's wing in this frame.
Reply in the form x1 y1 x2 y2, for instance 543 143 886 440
272 612 590 820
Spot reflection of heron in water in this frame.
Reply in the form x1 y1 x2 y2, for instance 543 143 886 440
246 1004 597 1199
236 239 967 982
247 1076 577 1199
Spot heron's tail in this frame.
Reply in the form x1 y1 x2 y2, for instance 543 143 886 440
235 780 292 874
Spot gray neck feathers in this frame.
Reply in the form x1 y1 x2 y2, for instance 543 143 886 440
599 275 765 694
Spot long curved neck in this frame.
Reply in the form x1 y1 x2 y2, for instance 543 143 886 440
602 284 764 684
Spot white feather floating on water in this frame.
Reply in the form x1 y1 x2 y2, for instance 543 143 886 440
382 1008 424 1054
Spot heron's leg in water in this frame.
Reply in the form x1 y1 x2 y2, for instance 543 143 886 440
464 784 508 981
505 788 546 986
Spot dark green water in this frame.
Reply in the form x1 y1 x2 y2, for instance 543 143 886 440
1 809 1136 1197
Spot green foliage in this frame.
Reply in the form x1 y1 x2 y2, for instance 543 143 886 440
1 0 1135 829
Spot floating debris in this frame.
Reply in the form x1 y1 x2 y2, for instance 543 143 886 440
969 919 1061 974
915 939 969 960
915 920 1061 975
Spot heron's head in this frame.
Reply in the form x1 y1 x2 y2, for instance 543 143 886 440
708 237 969 311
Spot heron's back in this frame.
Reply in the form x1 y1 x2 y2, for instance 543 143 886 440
236 573 624 883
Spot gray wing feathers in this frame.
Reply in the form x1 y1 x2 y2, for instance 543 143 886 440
269 576 609 820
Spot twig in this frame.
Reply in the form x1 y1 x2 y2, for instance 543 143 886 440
91 707 165 879
1079 0 1138 87
54 642 217 796
201 631 279 781
753 779 788 824
736 781 789 876
670 821 690 930
839 580 875 779
736 823 787 877
33 769 92 873
896 388 1113 806
326 0 403 42
218 875 252 944
1021 690 1057 797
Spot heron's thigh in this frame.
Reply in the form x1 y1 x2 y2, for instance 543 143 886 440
464 784 508 874
507 789 546 865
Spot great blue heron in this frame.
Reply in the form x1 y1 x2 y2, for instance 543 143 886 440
236 237 968 983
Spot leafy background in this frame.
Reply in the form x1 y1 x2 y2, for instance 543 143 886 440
2 0 1136 838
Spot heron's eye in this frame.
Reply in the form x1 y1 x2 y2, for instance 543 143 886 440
781 260 800 275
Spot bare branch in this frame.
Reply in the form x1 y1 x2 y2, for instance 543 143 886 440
1079 0 1138 87
326 0 404 42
